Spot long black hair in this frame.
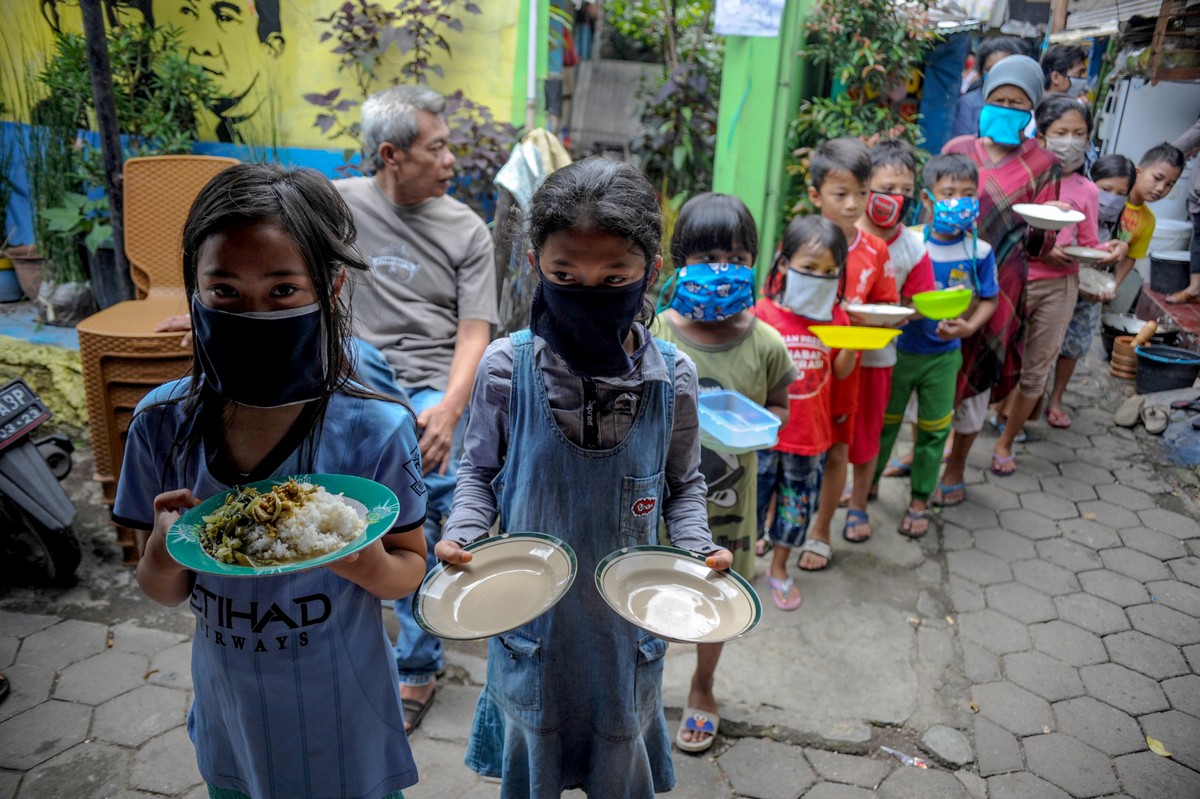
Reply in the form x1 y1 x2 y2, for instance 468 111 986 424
528 157 662 325
154 163 385 482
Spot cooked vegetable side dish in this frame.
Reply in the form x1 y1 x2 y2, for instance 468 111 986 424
200 479 365 566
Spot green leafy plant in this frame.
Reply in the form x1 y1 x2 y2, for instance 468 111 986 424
42 192 112 255
305 0 518 215
611 0 722 243
784 0 940 216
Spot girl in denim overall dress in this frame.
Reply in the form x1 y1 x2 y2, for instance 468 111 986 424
436 159 733 797
122 164 428 799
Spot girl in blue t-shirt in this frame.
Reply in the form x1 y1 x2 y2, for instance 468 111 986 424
119 164 428 799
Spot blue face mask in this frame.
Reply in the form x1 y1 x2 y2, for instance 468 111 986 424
664 262 756 321
979 103 1035 146
926 191 980 237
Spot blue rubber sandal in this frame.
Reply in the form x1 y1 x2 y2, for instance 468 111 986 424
931 481 966 507
842 509 871 543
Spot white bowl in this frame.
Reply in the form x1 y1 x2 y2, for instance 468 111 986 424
1013 203 1086 230
845 303 916 327
1078 267 1116 296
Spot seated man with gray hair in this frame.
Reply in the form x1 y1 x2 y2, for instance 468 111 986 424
337 85 497 732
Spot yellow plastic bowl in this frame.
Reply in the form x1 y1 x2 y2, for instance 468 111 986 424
809 325 901 351
912 288 973 320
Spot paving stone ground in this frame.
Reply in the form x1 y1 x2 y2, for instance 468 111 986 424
1 346 1198 797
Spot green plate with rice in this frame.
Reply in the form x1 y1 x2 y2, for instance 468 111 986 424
167 474 401 577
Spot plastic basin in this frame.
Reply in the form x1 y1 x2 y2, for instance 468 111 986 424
911 288 973 320
1135 345 1200 395
809 325 901 351
697 390 781 453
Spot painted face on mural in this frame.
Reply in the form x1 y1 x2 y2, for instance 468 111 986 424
157 0 284 139
40 0 152 33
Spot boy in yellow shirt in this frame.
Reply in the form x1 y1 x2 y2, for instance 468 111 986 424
1114 143 1186 292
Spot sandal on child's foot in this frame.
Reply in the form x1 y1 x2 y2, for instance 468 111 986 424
754 536 773 557
899 507 933 538
881 456 912 478
797 538 833 570
931 481 966 507
765 574 802 611
1045 407 1072 429
676 708 720 753
842 509 871 543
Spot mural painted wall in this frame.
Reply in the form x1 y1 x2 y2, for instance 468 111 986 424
4 0 522 149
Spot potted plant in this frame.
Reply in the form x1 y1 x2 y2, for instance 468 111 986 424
37 24 215 309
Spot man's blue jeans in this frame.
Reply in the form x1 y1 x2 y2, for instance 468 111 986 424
352 339 462 686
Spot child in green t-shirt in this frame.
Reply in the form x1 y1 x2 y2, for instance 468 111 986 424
655 193 796 755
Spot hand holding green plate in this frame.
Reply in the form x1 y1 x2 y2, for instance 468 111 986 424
166 474 401 578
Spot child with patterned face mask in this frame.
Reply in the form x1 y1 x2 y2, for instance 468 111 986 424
654 193 796 754
754 216 857 610
435 159 732 798
1047 155 1136 427
992 97 1126 462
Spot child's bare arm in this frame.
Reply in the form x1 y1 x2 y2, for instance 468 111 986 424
765 383 790 427
328 527 427 600
833 349 857 379
136 489 198 607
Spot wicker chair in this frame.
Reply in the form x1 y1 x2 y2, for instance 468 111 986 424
75 155 238 561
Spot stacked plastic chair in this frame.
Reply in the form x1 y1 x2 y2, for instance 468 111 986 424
76 155 238 562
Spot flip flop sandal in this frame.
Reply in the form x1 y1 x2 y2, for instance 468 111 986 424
899 507 933 538
765 574 802 611
1141 405 1169 435
990 453 1017 476
676 708 720 753
1166 290 1200 305
1169 397 1200 411
990 415 1027 443
402 688 437 733
755 536 774 557
1045 407 1072 428
931 481 966 507
797 538 833 570
842 509 871 543
881 457 912 477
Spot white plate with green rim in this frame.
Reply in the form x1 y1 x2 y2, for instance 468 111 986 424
414 532 577 640
595 545 761 644
167 474 401 577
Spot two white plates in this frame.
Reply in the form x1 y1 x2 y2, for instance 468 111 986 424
415 536 761 644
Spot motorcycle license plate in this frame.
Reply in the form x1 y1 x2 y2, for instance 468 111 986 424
0 378 52 453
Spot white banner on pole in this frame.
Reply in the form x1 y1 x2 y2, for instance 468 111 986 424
714 0 786 38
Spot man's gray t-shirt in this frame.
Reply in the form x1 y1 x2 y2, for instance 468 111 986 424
337 177 498 391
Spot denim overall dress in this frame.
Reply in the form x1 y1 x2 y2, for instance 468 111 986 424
464 330 677 797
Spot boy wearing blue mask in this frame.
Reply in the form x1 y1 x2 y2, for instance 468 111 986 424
655 193 796 753
877 154 999 537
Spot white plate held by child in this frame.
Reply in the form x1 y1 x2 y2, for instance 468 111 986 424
846 304 916 327
1013 203 1086 230
1078 267 1116 296
1062 245 1110 264
595 546 761 644
414 533 577 640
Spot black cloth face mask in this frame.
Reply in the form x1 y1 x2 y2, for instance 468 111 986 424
191 294 328 408
529 273 647 378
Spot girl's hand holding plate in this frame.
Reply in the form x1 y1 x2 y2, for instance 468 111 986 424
1097 239 1127 266
705 548 734 571
434 539 474 565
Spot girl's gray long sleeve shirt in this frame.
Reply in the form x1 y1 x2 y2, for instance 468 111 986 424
443 325 717 555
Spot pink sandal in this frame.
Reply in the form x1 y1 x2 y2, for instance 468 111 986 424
766 574 802 611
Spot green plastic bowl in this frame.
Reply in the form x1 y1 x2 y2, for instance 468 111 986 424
912 288 973 320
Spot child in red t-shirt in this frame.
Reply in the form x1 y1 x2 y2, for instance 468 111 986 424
755 216 857 611
839 140 936 543
803 138 899 568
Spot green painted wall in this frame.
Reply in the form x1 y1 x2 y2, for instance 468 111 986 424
712 0 815 283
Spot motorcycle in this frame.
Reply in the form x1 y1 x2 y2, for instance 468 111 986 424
0 377 81 585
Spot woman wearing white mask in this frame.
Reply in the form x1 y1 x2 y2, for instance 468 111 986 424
993 96 1127 461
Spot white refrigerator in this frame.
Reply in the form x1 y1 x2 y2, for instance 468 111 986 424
1097 76 1200 222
